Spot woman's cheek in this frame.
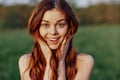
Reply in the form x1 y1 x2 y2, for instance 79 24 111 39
39 29 47 38
59 28 68 37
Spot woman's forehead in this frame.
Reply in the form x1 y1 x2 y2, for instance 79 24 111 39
42 8 66 21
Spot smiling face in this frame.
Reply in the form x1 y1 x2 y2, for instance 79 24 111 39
39 9 68 50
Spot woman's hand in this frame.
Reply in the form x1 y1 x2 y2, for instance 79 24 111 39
57 35 72 80
59 35 73 61
38 39 52 62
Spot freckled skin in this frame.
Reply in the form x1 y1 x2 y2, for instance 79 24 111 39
39 9 68 50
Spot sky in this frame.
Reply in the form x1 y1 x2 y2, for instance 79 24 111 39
75 0 120 7
0 0 120 7
0 0 30 5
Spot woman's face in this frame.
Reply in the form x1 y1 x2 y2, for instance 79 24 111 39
39 8 68 50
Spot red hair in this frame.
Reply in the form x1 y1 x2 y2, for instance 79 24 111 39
25 0 79 80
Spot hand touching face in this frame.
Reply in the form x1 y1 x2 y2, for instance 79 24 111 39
39 9 68 50
59 35 72 61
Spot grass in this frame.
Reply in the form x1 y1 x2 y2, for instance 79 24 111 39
0 20 3 29
73 26 120 80
0 26 120 80
0 29 33 80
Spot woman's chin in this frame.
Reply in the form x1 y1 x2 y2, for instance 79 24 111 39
49 45 59 50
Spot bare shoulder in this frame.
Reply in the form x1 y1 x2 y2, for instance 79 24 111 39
76 53 94 68
19 54 31 69
74 53 94 80
18 54 31 80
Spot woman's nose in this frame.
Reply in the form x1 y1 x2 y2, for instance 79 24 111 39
49 26 58 35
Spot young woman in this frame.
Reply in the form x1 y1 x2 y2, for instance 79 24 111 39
18 0 94 80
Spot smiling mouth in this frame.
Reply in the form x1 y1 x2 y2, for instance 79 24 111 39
47 37 60 44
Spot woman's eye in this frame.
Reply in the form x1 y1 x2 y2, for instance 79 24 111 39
41 24 49 28
57 23 66 28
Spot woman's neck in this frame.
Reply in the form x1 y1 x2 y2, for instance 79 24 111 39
44 52 51 65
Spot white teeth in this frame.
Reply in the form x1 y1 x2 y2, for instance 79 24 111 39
47 37 59 40
47 37 59 44
49 38 57 41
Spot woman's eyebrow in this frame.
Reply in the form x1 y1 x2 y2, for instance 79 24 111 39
41 19 66 23
56 19 66 23
41 20 49 23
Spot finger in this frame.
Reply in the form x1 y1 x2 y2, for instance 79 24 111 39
60 36 67 51
67 35 73 42
62 36 67 46
61 35 73 49
38 38 52 53
38 38 47 46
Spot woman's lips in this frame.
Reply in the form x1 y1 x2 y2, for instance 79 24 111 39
47 37 60 44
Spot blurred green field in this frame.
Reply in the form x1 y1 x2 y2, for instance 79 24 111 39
0 26 120 80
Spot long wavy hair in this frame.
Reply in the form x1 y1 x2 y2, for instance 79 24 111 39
25 0 79 80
